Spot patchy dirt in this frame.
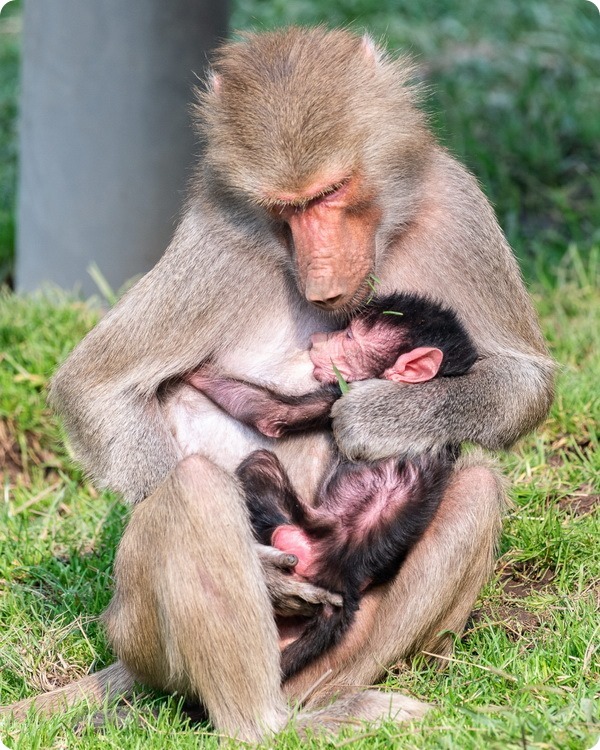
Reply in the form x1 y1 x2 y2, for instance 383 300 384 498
34 662 89 691
498 561 555 598
558 484 600 516
496 605 540 634
546 434 595 468
470 604 541 640
0 417 60 486
547 453 565 468
468 560 555 641
0 419 22 481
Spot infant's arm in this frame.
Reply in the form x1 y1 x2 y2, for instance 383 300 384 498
186 371 339 439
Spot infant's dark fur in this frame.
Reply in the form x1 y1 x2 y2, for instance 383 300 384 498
192 292 478 678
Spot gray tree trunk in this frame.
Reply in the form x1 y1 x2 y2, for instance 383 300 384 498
16 0 228 295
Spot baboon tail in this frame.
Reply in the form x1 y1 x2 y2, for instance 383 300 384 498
0 661 134 719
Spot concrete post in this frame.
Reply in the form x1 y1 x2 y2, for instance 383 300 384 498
16 1 228 295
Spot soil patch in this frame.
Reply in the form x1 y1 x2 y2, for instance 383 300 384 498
499 561 555 598
558 484 600 516
547 434 594 468
470 604 541 640
0 417 59 486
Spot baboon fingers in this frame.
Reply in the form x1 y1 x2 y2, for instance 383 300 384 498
264 567 343 616
258 543 343 615
257 543 298 570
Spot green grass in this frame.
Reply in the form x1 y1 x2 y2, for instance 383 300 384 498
0 249 598 749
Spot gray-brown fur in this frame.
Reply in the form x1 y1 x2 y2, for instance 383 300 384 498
0 662 133 720
6 27 554 742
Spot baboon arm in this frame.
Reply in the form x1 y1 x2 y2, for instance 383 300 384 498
328 149 555 463
49 209 276 503
331 353 555 462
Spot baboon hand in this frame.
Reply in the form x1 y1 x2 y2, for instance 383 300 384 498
257 543 299 571
256 544 343 616
331 379 447 462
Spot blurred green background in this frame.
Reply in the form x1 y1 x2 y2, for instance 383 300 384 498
1 0 599 285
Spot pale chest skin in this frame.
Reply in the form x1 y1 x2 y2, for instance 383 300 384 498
162 295 338 501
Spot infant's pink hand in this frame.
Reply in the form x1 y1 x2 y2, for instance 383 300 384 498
256 417 287 439
309 351 335 384
313 369 332 383
311 363 336 384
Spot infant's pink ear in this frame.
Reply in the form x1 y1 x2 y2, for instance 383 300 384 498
383 347 444 384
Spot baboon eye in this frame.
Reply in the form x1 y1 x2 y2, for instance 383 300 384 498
346 329 354 340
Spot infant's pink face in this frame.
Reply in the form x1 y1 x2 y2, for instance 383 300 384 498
309 320 394 383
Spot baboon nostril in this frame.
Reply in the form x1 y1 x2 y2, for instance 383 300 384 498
310 294 344 309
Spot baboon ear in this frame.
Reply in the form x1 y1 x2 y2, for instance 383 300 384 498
208 72 222 94
360 34 384 66
383 347 444 384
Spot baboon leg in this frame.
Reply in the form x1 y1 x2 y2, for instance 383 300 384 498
104 454 287 743
285 452 506 724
